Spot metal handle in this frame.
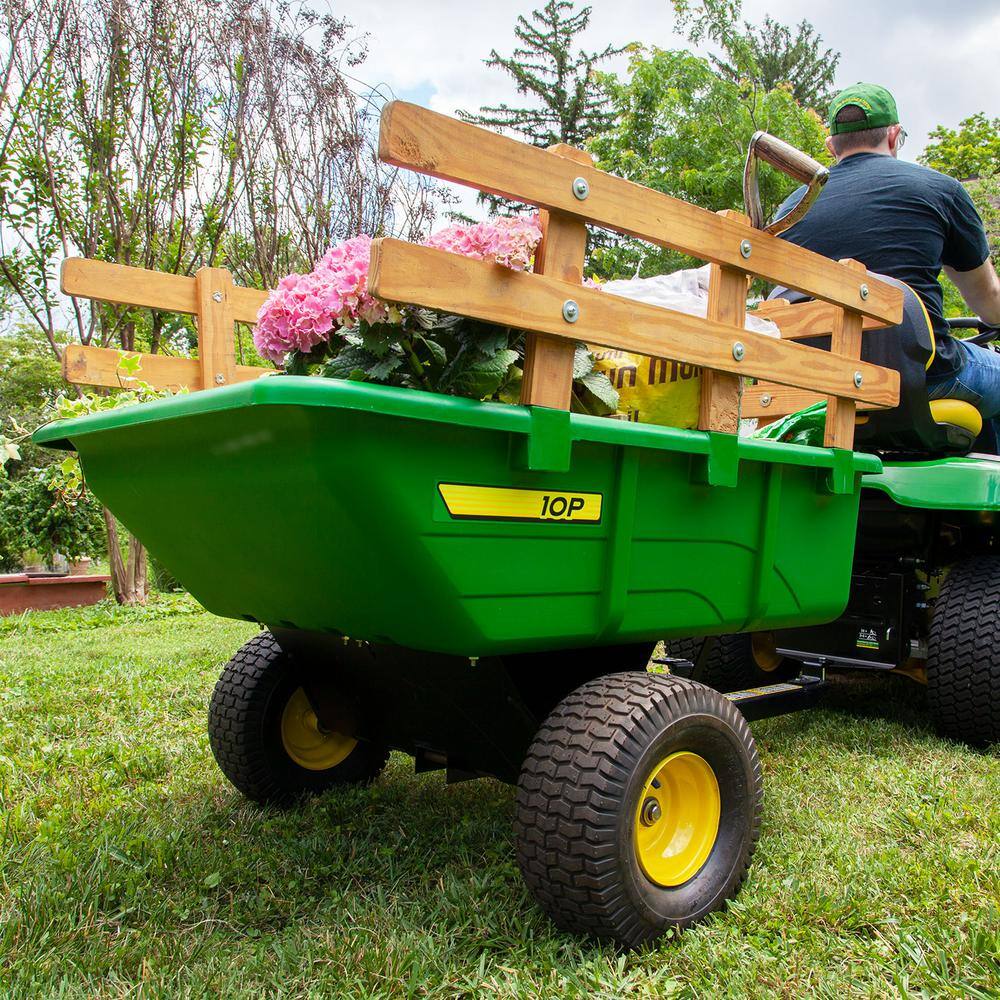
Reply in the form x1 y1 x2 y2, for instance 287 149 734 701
743 130 829 235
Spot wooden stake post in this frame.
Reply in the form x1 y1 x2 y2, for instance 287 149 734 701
823 259 868 448
194 267 238 390
520 144 591 409
700 210 751 434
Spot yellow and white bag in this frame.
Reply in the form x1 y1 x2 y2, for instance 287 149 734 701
590 267 780 429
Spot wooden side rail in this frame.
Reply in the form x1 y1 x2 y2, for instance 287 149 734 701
374 101 904 449
60 259 272 391
368 240 898 409
745 299 890 419
743 384 881 420
379 102 903 327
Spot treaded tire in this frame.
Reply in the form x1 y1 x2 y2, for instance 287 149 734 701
927 556 1000 748
208 632 389 805
515 672 763 947
666 634 795 693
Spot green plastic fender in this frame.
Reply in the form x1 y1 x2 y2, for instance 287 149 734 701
863 455 1000 511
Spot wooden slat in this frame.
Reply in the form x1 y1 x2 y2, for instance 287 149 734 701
195 267 237 388
744 384 880 419
62 344 271 391
520 143 591 409
823 259 867 449
378 101 903 325
700 211 748 433
61 258 268 324
369 239 899 408
230 284 270 324
62 344 276 392
755 298 889 340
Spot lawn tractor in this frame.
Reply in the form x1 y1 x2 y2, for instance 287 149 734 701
34 103 998 948
669 311 1000 748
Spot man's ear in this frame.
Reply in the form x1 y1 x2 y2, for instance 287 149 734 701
824 135 837 159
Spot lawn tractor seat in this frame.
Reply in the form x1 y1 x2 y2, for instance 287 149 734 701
769 274 983 456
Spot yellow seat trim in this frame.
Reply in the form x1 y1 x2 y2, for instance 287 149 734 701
929 398 983 436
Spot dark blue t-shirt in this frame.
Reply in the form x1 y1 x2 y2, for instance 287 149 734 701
776 153 989 376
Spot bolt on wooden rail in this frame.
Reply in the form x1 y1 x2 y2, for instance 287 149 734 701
59 100 903 451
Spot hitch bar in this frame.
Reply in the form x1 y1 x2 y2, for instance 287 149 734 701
724 672 825 721
652 656 825 721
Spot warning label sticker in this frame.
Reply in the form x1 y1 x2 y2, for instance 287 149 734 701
856 627 881 650
438 483 603 523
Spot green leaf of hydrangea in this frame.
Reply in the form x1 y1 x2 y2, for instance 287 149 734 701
572 343 594 380
418 336 447 367
575 370 619 415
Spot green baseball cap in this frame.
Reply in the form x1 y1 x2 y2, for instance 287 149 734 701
828 83 899 134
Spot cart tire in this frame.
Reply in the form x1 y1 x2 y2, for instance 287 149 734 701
515 672 762 947
208 632 389 805
927 556 1000 747
666 633 794 692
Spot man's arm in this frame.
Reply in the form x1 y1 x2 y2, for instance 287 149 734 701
943 260 1000 326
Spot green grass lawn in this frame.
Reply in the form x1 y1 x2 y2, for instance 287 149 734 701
1 602 998 999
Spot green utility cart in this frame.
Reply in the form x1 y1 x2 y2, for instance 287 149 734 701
36 106 942 947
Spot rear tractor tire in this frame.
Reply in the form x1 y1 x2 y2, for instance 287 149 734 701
927 556 1000 748
515 672 762 947
666 632 795 693
208 632 389 805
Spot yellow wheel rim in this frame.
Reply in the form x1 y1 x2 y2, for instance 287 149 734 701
280 687 357 771
751 633 783 673
634 751 721 887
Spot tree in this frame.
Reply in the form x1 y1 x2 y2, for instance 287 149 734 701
711 17 839 112
0 0 443 602
670 2 839 113
459 1 626 148
917 115 999 318
919 113 1000 181
588 47 830 279
0 0 442 356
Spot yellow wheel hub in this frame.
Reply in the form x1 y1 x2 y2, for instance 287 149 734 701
280 687 357 771
634 751 721 887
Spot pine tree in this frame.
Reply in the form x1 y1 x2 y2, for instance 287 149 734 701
459 1 626 149
711 17 840 113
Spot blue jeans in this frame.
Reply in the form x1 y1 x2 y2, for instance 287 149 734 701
926 339 1000 453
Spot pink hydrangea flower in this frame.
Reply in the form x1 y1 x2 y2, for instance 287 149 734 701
254 216 545 363
254 235 387 363
424 214 543 271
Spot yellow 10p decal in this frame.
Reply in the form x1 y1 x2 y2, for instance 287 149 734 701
438 483 603 524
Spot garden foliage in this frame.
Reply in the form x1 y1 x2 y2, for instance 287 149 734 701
588 47 830 279
0 326 107 570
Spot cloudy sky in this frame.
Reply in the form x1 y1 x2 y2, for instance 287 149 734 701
332 0 998 179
